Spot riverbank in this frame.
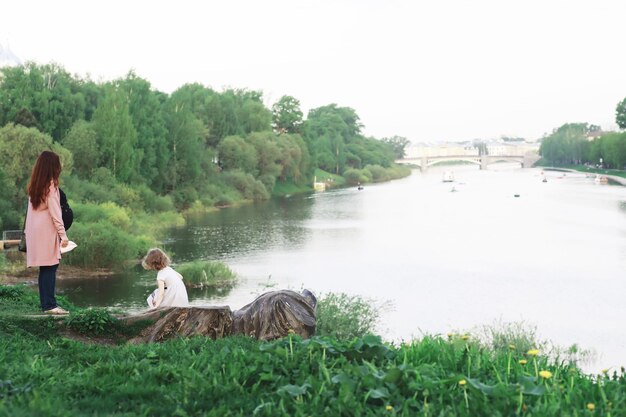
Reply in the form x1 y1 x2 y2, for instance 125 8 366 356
2 283 626 416
541 166 626 185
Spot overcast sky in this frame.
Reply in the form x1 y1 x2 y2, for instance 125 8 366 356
2 0 625 143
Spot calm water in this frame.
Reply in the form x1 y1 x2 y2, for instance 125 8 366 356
60 164 626 373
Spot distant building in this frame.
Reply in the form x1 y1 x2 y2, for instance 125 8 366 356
0 43 22 68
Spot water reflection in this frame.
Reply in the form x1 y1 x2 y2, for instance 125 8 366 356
165 196 313 262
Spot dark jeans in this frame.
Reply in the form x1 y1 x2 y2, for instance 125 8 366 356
38 264 59 311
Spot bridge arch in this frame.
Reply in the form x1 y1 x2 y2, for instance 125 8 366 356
426 158 481 168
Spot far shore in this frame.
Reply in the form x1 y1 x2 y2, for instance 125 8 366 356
1 263 117 285
541 166 626 186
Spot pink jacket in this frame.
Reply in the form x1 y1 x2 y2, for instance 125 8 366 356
25 183 68 267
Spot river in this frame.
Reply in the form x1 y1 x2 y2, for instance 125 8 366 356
59 164 626 373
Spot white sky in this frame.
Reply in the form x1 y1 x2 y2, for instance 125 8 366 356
2 0 626 143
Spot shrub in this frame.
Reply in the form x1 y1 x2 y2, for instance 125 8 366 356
0 284 26 300
315 292 380 339
63 222 152 268
343 168 372 185
176 261 237 288
65 308 118 336
364 164 389 182
222 170 270 200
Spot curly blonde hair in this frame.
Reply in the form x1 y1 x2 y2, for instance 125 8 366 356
141 248 171 271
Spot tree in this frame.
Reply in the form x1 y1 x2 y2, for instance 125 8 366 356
92 86 138 182
0 63 87 141
0 123 72 214
217 135 258 174
381 135 410 159
163 96 208 191
539 123 593 165
0 165 19 229
115 72 169 189
616 97 626 129
272 95 303 134
61 120 99 178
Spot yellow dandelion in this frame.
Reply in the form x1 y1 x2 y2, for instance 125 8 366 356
458 379 467 386
288 329 295 334
602 369 609 375
539 370 552 379
587 403 595 411
385 405 393 411
527 349 539 356
519 359 528 365
447 333 455 339
508 344 516 350
461 335 469 341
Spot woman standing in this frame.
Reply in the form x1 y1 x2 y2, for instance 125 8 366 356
25 151 69 314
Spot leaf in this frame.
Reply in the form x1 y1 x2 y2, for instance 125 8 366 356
384 367 403 384
277 383 311 397
518 376 546 396
366 387 390 399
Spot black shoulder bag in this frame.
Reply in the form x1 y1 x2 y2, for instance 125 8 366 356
59 188 73 231
18 206 27 252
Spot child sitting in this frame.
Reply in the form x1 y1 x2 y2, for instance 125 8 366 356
142 248 189 309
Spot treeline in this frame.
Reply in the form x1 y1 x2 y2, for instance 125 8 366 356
0 63 410 235
539 123 626 168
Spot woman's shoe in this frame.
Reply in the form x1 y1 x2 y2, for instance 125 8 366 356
44 307 69 315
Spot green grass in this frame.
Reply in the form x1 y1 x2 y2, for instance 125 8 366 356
540 164 626 179
2 284 626 416
176 260 237 288
271 178 312 196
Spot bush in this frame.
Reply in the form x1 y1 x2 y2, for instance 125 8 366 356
343 168 372 185
364 164 389 182
315 292 380 339
222 170 270 200
63 222 152 268
0 284 26 300
176 261 237 288
65 308 118 336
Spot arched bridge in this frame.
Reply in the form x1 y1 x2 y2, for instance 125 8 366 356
396 145 540 171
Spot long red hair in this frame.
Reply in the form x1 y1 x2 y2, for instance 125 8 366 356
26 151 62 210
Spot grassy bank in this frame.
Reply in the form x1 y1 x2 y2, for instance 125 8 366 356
537 162 626 179
1 285 625 416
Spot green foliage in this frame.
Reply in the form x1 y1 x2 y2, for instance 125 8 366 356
382 135 410 159
176 260 237 287
221 170 270 200
272 95 304 134
343 168 373 185
61 120 99 178
93 86 138 182
0 63 88 141
2 323 626 416
0 284 26 300
539 123 626 169
0 123 73 211
62 221 152 269
316 292 380 339
616 97 626 129
218 135 258 173
65 308 118 336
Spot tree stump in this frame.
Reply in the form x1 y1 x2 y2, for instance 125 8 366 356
232 289 317 340
123 289 317 344
127 307 233 344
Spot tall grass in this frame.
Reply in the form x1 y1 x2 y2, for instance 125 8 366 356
176 260 237 288
2 284 626 416
316 292 380 339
